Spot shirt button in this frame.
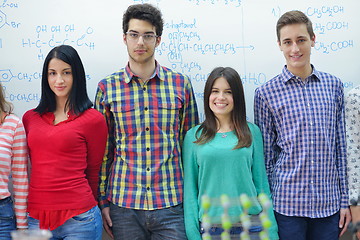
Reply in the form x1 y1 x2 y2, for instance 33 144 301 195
143 87 146 91
144 107 148 111
147 167 150 171
146 147 150 151
146 127 150 131
147 187 150 191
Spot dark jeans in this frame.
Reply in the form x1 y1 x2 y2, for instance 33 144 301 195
200 225 262 240
109 202 187 240
274 211 340 240
0 197 16 240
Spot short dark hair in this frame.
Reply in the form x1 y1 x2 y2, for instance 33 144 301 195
35 45 92 115
123 3 164 36
195 67 251 149
276 10 314 42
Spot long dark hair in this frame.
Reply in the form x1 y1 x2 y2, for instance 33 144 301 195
34 45 92 115
195 67 251 149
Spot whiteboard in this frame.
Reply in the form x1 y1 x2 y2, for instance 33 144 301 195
1 0 359 122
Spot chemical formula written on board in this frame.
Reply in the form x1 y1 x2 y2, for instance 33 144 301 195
21 24 95 60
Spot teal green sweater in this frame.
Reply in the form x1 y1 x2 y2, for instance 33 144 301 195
183 123 278 240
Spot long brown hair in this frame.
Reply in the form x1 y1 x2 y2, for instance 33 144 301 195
195 67 251 149
0 84 13 123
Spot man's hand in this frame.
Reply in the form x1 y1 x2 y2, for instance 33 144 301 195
102 207 114 239
339 208 351 237
350 205 360 239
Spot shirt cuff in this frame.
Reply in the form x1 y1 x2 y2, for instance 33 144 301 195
99 199 110 209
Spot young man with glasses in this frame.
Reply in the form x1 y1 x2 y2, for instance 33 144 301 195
254 10 351 240
94 3 199 240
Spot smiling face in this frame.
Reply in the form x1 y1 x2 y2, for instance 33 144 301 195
124 19 161 66
278 23 315 79
47 58 73 102
209 77 234 120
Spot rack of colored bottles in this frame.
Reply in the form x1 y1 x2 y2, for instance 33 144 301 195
201 193 272 240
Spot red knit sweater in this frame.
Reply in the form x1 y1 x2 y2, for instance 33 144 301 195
22 108 107 229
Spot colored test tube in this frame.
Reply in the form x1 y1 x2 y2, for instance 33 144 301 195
202 195 211 210
221 214 232 230
258 193 271 209
239 212 251 230
240 231 250 240
240 193 252 210
259 212 272 229
220 194 230 209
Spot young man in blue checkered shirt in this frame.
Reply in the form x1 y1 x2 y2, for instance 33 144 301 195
254 10 351 240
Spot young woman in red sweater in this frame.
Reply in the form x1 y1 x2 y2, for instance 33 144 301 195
23 45 107 240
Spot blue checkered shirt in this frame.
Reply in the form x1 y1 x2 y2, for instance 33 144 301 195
254 65 348 218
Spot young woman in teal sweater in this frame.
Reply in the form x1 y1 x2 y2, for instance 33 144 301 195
183 67 278 240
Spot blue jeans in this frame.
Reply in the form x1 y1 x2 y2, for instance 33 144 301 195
28 205 102 240
109 202 187 240
0 197 16 240
274 211 340 240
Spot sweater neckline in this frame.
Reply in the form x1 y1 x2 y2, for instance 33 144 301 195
216 130 234 138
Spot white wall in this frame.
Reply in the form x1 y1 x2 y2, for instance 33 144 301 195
1 0 359 122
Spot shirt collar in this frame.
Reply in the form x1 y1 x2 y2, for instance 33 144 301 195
124 61 164 83
42 110 79 125
280 64 321 83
